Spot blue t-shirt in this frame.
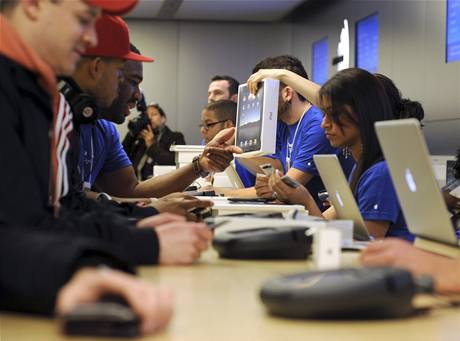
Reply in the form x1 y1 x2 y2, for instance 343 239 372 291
269 105 354 208
235 159 256 187
352 161 414 241
79 119 132 188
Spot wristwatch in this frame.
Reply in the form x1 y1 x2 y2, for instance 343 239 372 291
192 155 209 178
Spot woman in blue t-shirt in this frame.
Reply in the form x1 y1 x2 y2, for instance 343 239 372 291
247 68 413 241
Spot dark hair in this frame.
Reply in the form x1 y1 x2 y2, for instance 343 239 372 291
204 100 237 124
211 75 240 97
319 68 393 192
375 73 425 122
252 55 309 101
147 103 166 118
1 0 18 12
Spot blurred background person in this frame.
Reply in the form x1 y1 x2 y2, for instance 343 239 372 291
207 75 239 103
200 100 255 187
124 100 185 180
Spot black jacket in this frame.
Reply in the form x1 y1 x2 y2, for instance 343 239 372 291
0 55 159 265
123 125 185 180
0 227 134 315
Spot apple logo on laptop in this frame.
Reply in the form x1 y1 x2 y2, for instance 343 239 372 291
335 190 344 207
404 168 417 193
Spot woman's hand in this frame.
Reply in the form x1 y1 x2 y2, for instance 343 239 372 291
269 170 309 206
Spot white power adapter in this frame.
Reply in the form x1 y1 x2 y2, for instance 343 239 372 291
312 228 341 270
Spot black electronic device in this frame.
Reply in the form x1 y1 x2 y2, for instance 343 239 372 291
188 206 213 220
260 267 422 319
317 190 329 202
136 90 147 114
212 225 312 259
61 295 140 338
186 190 216 197
260 163 274 176
59 78 99 125
281 175 301 189
227 197 274 204
205 219 229 230
127 112 150 138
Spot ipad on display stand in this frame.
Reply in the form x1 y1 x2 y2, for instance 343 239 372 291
234 79 279 158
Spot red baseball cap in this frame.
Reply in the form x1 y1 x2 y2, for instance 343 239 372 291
83 15 154 62
85 0 138 15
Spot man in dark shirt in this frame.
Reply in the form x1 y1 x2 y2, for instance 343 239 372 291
0 0 194 329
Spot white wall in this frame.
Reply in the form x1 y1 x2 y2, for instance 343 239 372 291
123 1 459 153
292 0 460 154
122 20 292 144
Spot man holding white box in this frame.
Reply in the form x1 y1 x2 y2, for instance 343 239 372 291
239 55 354 208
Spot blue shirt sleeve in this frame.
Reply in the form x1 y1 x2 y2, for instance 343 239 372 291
235 159 256 187
99 120 132 174
355 162 400 224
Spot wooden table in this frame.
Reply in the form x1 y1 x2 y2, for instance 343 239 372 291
2 251 460 341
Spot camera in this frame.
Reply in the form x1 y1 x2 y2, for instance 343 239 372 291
136 91 147 114
127 91 149 137
127 113 149 137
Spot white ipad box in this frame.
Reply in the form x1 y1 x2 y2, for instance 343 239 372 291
234 79 279 158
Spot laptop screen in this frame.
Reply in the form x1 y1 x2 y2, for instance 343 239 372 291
446 160 456 185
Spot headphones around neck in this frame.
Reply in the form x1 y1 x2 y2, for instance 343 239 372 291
58 79 99 125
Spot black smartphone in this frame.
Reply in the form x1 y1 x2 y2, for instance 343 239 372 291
281 175 301 189
259 163 274 176
227 197 274 204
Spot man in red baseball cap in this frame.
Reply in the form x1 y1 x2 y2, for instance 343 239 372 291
63 15 236 207
85 0 138 15
66 14 153 114
59 14 215 260
0 0 174 332
61 15 239 206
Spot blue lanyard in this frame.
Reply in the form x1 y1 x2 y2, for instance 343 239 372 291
80 127 95 190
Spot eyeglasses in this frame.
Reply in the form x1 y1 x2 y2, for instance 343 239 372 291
199 120 227 130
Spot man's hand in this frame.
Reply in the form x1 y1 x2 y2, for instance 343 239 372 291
269 170 309 205
255 174 274 198
199 127 243 173
56 268 173 335
361 238 460 293
151 196 213 221
139 125 155 148
137 214 213 265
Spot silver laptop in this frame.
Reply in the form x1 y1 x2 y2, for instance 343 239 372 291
375 119 459 247
313 155 371 241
